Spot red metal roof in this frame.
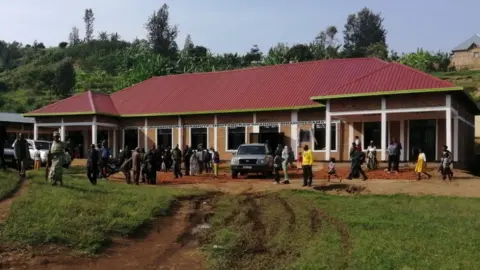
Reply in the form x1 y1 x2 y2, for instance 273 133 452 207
25 58 459 117
26 90 118 116
320 63 456 98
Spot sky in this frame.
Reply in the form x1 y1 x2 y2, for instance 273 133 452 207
0 0 478 54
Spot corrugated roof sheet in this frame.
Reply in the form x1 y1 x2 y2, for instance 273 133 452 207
0 112 34 123
452 34 480 51
325 63 455 97
27 90 118 116
25 58 459 116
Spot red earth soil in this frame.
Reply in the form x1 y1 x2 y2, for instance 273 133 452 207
109 166 441 184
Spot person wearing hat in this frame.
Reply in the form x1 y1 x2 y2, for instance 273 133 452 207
48 131 66 186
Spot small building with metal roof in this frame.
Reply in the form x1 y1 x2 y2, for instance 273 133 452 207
451 34 480 70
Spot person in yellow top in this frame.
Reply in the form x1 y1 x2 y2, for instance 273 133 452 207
414 148 431 181
302 145 314 187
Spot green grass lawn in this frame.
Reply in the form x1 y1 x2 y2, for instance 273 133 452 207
203 190 480 270
0 170 21 200
0 168 204 254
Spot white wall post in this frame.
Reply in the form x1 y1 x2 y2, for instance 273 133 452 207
60 118 66 142
91 116 97 146
113 129 117 158
325 100 331 161
144 118 148 149
214 114 218 150
381 98 387 161
253 113 259 133
33 121 38 140
446 95 452 153
177 116 183 148
399 120 405 161
291 110 298 157
454 115 459 162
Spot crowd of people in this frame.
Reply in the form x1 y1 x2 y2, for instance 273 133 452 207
86 143 221 186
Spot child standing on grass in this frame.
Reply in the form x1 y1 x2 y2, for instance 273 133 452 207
296 152 302 170
327 158 341 182
33 149 41 170
273 153 282 184
415 148 431 181
213 151 220 178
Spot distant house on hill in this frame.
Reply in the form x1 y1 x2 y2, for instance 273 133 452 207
451 34 480 70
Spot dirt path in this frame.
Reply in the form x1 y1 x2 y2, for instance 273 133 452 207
0 195 216 270
0 177 28 223
172 176 480 197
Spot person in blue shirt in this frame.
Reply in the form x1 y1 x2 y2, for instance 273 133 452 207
100 140 110 179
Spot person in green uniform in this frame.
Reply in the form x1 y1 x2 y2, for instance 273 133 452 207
49 131 66 186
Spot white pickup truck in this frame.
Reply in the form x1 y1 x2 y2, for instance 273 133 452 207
11 139 50 165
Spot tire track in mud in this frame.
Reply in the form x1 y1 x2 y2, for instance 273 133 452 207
310 208 352 269
242 195 268 253
273 194 296 231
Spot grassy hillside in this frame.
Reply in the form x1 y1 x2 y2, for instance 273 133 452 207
433 69 480 100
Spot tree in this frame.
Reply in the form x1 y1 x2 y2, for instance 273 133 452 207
264 43 290 65
286 44 313 62
366 43 388 60
343 8 387 58
110 32 121 42
58 42 68 48
83 8 95 42
145 4 179 57
183 34 194 51
52 58 76 98
68 27 81 46
98 31 109 41
244 45 262 64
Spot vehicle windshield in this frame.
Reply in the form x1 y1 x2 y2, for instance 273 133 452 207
34 141 50 150
237 145 267 155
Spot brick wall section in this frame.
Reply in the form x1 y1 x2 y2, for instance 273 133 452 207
182 115 214 125
330 97 381 112
280 124 291 148
386 93 445 109
146 128 156 149
122 117 144 127
208 127 215 149
147 116 177 126
256 111 290 122
217 113 253 124
298 108 325 121
217 127 229 160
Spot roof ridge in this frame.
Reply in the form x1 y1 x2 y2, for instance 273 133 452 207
26 91 88 114
87 90 97 113
326 62 392 94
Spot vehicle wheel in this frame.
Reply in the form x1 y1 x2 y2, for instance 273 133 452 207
232 171 239 179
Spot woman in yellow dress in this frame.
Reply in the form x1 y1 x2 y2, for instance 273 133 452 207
414 148 431 180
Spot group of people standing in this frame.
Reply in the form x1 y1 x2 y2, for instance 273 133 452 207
112 143 220 186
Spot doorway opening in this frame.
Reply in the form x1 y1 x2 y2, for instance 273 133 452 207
249 125 284 154
409 119 436 161
124 129 138 149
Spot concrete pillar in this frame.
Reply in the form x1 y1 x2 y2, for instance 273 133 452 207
113 129 117 158
253 113 259 133
325 100 331 161
92 116 97 146
60 118 66 142
381 98 387 161
144 118 148 149
291 110 298 156
445 95 452 153
33 122 38 140
214 114 218 150
178 116 183 149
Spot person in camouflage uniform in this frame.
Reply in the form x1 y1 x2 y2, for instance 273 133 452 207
49 131 66 186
